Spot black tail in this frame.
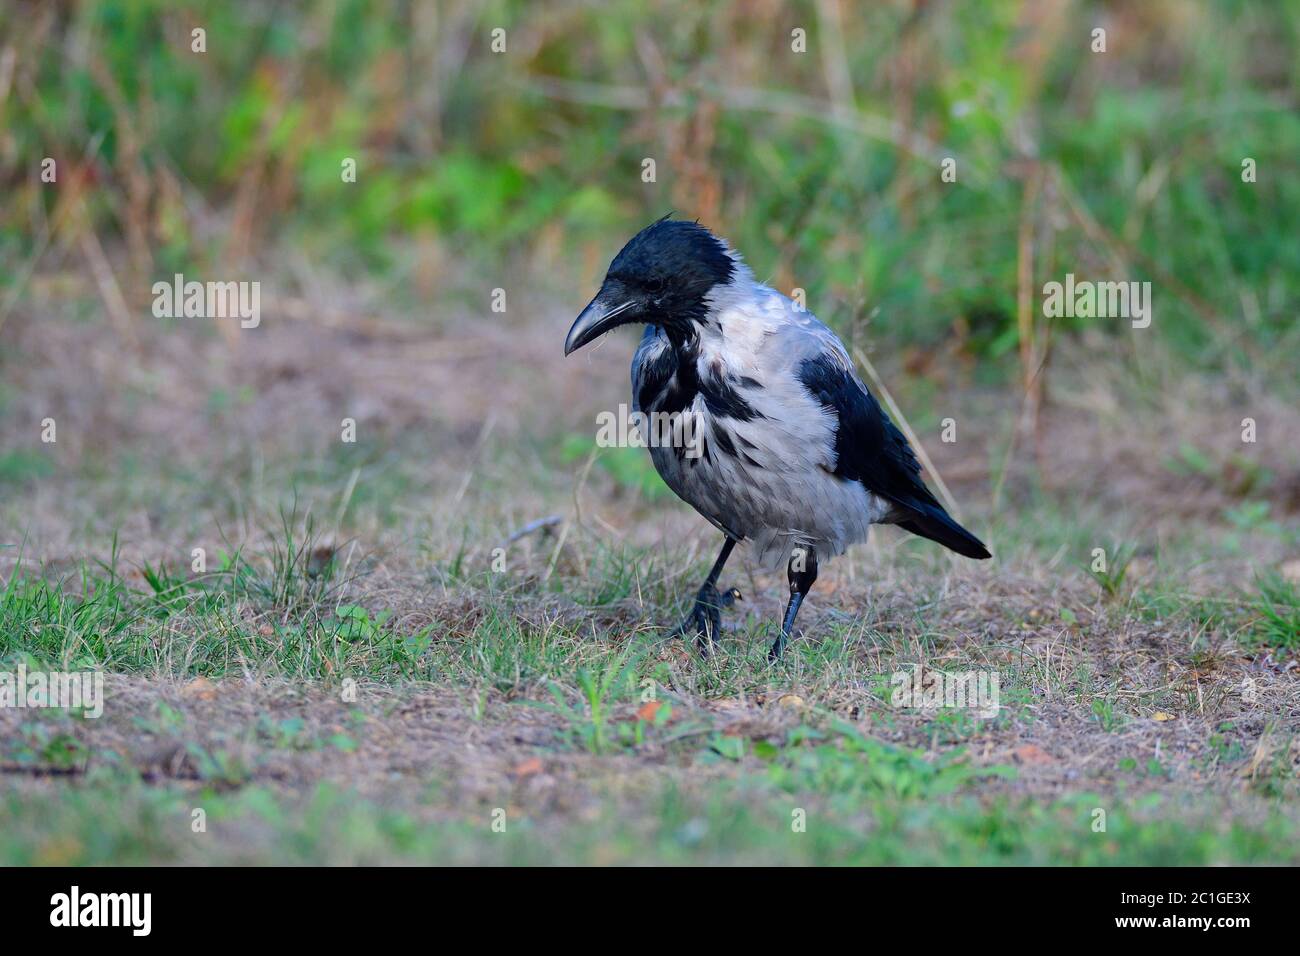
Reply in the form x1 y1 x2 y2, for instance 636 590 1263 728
896 503 991 560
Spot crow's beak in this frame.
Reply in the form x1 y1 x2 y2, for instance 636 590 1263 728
564 295 637 356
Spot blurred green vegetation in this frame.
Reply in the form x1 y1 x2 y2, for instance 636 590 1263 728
1 0 1297 369
2 719 1297 863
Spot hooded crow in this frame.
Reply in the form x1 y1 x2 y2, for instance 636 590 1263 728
565 217 990 660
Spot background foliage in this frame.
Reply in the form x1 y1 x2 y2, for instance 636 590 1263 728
3 0 1297 372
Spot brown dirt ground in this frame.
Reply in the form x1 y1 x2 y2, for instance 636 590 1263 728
2 267 1297 839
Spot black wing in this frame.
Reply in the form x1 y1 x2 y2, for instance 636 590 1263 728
798 354 991 559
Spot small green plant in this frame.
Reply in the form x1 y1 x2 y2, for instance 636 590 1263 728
184 743 251 789
766 721 1014 801
1246 574 1299 650
1091 696 1124 732
327 605 390 643
537 645 645 754
256 716 316 750
1208 729 1246 764
0 450 55 484
709 732 746 761
1163 442 1216 479
1087 543 1137 598
132 702 188 737
4 721 89 772
1224 501 1274 532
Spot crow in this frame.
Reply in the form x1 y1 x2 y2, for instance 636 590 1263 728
564 217 990 660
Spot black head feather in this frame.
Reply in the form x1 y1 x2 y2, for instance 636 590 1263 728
603 218 736 333
565 218 739 356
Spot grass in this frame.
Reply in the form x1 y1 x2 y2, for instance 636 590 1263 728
8 2 1300 371
3 727 1296 866
1250 575 1300 651
1 481 1296 865
1 0 1298 866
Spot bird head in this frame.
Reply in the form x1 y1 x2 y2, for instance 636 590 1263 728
564 217 736 355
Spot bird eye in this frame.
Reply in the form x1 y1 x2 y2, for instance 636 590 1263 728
646 277 665 294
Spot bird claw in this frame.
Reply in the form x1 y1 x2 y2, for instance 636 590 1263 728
673 583 739 657
767 632 790 663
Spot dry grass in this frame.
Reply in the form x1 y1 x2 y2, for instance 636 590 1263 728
1 260 1297 863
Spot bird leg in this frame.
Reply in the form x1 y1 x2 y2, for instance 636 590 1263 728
675 537 740 657
770 546 818 661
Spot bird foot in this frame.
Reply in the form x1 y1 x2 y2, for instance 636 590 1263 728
673 584 742 657
767 631 792 663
